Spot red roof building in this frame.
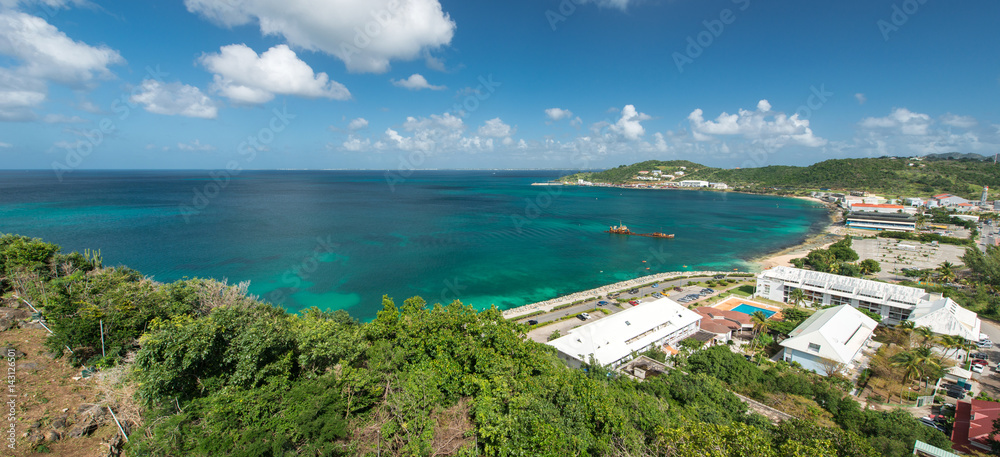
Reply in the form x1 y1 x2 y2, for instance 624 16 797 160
951 399 1000 453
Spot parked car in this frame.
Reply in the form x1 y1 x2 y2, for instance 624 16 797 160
652 283 659 288
919 417 945 432
652 293 663 298
972 359 989 366
972 364 985 374
673 286 683 292
629 300 639 305
628 288 639 294
971 353 990 361
979 340 994 349
598 301 609 306
714 274 726 279
946 389 966 399
578 313 591 320
527 319 538 325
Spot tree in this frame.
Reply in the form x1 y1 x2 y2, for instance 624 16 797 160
789 288 806 308
937 261 956 283
859 259 881 276
547 329 561 341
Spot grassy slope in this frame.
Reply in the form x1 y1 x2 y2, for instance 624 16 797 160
562 157 1000 199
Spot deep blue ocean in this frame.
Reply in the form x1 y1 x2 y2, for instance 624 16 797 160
0 170 829 321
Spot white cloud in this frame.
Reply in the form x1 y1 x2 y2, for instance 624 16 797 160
341 135 371 151
570 117 582 128
391 73 445 91
687 99 826 147
545 107 573 121
610 104 651 141
0 11 123 86
0 141 11 147
177 139 216 151
348 117 368 130
0 0 91 9
184 0 456 73
0 67 45 121
201 44 350 104
580 0 640 11
855 93 866 105
42 113 85 123
941 113 977 129
859 108 931 136
130 79 218 119
477 117 513 138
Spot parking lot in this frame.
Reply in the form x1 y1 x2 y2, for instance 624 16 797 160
521 276 749 342
853 237 965 280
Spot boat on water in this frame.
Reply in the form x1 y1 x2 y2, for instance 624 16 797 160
604 222 674 239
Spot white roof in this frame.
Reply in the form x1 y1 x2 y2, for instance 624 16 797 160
760 266 928 306
780 305 877 365
547 297 701 366
908 297 982 341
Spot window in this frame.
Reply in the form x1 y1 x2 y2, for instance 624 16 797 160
831 295 851 306
808 343 821 353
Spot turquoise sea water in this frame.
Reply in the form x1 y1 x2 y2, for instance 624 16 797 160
0 170 829 321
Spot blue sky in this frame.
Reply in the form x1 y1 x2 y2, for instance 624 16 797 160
0 0 998 170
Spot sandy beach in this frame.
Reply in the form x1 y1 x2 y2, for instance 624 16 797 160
754 197 844 270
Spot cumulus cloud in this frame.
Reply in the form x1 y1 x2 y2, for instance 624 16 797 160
859 108 931 136
545 107 573 121
348 117 368 130
855 93 866 105
184 0 455 73
477 117 513 138
610 104 651 141
0 67 46 121
580 0 640 11
0 141 11 147
941 113 977 129
0 11 123 85
341 135 371 151
130 79 218 119
201 44 350 104
177 139 216 151
391 73 445 91
687 99 827 147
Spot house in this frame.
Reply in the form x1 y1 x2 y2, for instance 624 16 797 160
951 399 1000 453
710 182 729 190
906 197 925 207
693 306 753 345
778 305 877 375
935 194 970 207
674 171 685 176
547 297 702 368
756 267 982 336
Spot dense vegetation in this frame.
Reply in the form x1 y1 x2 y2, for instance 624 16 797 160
1 234 956 456
564 157 1000 199
789 237 881 278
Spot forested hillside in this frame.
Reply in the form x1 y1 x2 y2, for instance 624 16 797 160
1 234 954 456
564 157 1000 199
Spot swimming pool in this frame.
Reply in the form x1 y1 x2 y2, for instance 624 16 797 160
732 304 776 319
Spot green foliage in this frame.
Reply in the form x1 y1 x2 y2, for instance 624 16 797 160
564 157 1000 198
879 231 973 247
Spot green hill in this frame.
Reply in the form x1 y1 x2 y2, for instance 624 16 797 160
562 157 1000 199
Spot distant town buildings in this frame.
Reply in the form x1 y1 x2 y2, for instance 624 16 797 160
547 298 701 368
755 267 982 340
778 304 877 376
845 212 917 232
678 180 710 188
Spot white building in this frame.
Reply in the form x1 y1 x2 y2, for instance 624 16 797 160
710 182 729 190
848 203 918 215
679 180 710 188
756 267 982 336
905 197 925 207
845 212 917 232
908 298 982 342
674 171 685 176
779 304 877 375
547 298 702 368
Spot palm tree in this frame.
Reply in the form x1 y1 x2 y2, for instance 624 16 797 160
911 346 943 389
788 288 805 309
938 335 966 359
914 326 935 348
937 261 956 283
748 311 772 354
890 350 922 394
895 320 916 347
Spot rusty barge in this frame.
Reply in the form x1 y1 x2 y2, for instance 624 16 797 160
605 223 674 239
